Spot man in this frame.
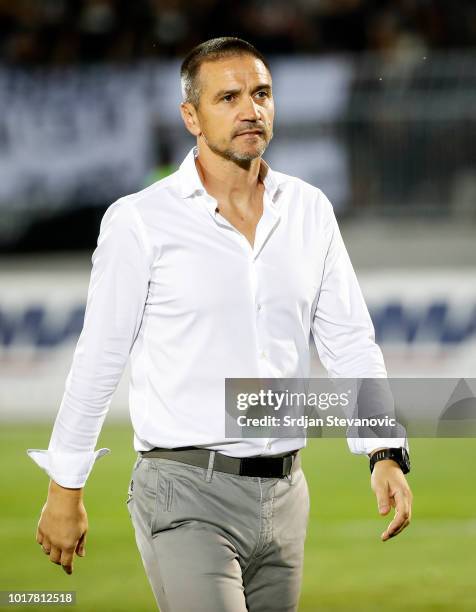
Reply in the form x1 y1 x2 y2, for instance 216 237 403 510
28 37 412 611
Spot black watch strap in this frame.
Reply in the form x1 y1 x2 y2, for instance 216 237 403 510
369 447 410 474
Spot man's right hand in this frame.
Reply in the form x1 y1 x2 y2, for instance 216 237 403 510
36 479 88 575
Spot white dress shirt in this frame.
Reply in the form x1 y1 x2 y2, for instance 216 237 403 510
27 146 407 488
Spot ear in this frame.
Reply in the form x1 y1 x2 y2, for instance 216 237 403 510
180 102 201 137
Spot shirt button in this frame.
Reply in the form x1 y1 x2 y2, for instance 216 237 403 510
260 350 267 359
266 441 272 449
257 303 262 312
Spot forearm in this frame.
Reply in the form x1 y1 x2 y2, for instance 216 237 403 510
28 198 152 488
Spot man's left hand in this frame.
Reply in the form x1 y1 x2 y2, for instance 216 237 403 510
370 460 413 541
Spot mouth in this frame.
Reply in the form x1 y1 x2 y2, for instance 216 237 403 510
235 130 264 137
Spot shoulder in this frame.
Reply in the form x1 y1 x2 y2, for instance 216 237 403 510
109 170 181 215
99 169 183 229
126 170 181 205
96 171 183 259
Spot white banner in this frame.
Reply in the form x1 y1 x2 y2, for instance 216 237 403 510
1 267 475 418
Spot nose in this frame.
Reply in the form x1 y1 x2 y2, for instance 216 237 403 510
238 95 260 121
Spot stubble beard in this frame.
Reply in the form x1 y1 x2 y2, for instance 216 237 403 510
205 130 273 164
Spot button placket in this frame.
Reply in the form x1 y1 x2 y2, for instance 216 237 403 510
251 192 280 262
250 259 267 362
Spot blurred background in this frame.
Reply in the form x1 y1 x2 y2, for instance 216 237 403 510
0 1 475 611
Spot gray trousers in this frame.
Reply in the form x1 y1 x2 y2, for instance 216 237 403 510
126 452 310 612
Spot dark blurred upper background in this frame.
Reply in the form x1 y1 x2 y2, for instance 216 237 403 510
1 0 476 252
2 0 476 63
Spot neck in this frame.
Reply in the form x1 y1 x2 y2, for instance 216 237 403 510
194 139 266 208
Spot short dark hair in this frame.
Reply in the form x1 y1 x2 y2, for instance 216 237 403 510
180 37 271 107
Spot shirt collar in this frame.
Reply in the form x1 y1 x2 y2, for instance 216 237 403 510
178 146 284 205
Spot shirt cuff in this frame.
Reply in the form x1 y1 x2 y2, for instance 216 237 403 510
346 437 409 456
26 448 110 488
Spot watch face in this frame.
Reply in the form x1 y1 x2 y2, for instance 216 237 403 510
396 448 410 472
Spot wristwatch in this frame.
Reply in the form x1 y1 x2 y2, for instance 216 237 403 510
369 447 410 474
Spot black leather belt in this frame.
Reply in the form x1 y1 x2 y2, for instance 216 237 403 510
140 446 300 478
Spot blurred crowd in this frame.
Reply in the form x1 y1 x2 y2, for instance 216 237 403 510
1 0 476 65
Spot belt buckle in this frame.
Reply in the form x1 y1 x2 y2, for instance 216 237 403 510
239 457 257 476
239 456 287 478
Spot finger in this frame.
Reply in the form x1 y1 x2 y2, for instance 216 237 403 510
36 529 43 545
383 505 409 539
392 519 410 537
393 489 412 523
60 548 75 575
41 538 51 555
75 532 86 557
49 546 62 566
374 486 391 515
381 491 411 540
382 518 410 541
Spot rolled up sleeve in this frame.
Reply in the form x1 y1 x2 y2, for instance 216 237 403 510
27 197 152 488
311 192 408 456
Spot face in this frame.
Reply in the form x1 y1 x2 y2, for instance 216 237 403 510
181 54 274 163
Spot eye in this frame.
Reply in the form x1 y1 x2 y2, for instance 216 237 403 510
256 90 269 99
222 93 235 102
